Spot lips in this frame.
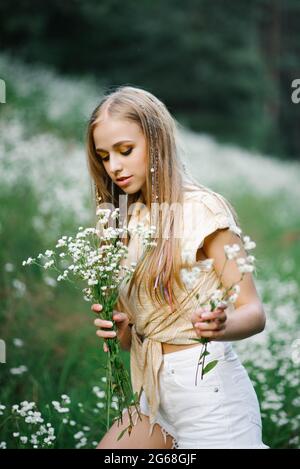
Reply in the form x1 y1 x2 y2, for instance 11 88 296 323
115 175 133 187
116 176 132 181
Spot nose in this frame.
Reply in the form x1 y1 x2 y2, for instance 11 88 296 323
108 153 123 174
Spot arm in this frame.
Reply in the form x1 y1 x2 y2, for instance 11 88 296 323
192 227 266 341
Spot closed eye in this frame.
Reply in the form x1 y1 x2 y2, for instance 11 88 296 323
101 148 133 162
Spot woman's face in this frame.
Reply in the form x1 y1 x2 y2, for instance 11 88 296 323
93 116 148 198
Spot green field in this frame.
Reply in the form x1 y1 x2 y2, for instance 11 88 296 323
0 54 300 449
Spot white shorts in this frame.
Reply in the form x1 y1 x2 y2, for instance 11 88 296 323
140 342 270 449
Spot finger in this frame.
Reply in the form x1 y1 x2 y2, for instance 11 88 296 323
216 313 227 324
197 330 214 338
112 312 126 322
194 321 219 331
94 318 113 328
201 308 227 321
96 330 116 339
91 304 103 313
103 342 109 353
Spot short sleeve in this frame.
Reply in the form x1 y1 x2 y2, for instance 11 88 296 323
197 191 242 249
181 190 242 265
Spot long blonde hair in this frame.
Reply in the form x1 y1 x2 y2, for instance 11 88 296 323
86 85 240 311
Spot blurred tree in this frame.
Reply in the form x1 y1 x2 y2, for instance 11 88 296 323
0 0 299 160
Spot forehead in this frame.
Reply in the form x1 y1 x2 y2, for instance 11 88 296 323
93 117 143 149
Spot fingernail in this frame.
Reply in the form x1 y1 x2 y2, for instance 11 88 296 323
202 313 210 319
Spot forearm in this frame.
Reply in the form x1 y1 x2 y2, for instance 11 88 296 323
118 323 132 351
216 302 266 341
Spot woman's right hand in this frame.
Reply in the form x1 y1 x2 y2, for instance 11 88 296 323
91 303 130 352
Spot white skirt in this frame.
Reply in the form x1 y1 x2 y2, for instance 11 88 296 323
140 341 270 449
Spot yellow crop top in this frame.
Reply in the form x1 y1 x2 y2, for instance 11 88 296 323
117 185 242 435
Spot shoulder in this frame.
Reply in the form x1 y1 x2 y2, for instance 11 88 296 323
183 187 232 217
182 187 242 245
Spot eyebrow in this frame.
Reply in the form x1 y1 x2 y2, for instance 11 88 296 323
95 140 134 152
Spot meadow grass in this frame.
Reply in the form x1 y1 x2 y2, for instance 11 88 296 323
0 54 299 448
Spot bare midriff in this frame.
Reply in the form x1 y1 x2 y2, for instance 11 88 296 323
136 333 201 354
161 342 201 354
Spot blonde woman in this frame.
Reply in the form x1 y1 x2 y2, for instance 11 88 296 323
86 86 269 449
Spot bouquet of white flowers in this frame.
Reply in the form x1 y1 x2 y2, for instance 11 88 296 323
181 230 257 384
23 206 156 440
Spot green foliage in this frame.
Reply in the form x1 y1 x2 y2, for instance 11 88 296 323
1 0 299 159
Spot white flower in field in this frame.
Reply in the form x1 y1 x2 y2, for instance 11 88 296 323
69 420 76 426
76 437 87 449
13 433 20 438
59 252 66 258
56 238 67 248
228 293 238 303
22 257 34 265
224 243 241 260
4 262 14 272
74 431 84 440
236 257 255 273
62 418 69 424
44 260 54 269
51 401 69 413
111 208 120 220
243 236 256 251
246 255 255 263
83 426 90 431
20 436 28 444
236 257 246 266
61 394 71 404
45 250 54 257
13 338 24 348
92 387 105 399
0 441 7 449
44 276 57 287
10 365 28 375
96 402 105 409
88 278 98 286
12 279 26 297
0 404 5 415
96 208 111 218
211 289 223 302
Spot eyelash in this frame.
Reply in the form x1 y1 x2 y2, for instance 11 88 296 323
101 148 133 162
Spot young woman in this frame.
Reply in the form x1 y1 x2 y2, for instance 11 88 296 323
86 86 269 449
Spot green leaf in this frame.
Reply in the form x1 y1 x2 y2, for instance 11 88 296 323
203 360 218 375
199 350 210 360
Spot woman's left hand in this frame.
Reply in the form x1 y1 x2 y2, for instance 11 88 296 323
191 304 228 340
